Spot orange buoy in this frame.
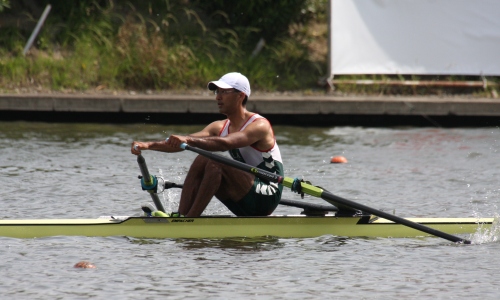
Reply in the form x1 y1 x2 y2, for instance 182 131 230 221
74 261 96 269
330 156 348 164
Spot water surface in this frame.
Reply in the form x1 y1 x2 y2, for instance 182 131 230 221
1 122 499 299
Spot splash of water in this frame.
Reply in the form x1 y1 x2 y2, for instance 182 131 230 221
162 187 180 213
469 214 500 244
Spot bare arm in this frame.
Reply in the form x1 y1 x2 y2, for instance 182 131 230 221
130 120 225 155
168 118 274 152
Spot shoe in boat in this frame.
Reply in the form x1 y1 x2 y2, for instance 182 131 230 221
141 203 156 217
150 210 184 218
142 203 183 217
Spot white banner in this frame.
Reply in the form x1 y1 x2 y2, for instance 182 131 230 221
330 0 500 76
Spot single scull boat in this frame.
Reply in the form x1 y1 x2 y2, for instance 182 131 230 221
0 214 492 239
0 151 494 241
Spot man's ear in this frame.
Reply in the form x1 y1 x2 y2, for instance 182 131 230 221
237 92 245 101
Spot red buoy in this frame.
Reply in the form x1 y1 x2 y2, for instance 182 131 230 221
330 156 348 163
74 261 96 269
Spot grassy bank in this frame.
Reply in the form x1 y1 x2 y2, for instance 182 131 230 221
0 0 498 97
0 0 328 95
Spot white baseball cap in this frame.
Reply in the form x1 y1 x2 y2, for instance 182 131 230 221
207 72 251 98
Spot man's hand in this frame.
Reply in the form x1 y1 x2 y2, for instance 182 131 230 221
166 135 189 149
131 141 147 155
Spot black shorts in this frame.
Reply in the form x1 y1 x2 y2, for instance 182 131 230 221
220 178 282 216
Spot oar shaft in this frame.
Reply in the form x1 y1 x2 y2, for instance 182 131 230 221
181 143 284 183
162 180 338 212
180 143 471 244
137 155 166 213
293 180 471 243
320 190 470 244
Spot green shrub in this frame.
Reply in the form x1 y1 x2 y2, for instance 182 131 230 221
0 0 328 92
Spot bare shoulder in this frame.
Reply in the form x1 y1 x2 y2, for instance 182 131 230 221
205 119 227 136
243 117 275 148
248 117 273 132
189 119 227 137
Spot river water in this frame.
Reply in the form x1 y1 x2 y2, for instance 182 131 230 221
1 121 499 299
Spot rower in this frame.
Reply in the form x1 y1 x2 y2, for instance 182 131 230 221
131 72 285 218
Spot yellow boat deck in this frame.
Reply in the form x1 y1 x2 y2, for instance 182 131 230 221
0 215 494 239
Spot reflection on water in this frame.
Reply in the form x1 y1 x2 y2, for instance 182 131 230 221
176 236 285 251
127 236 286 251
127 234 359 252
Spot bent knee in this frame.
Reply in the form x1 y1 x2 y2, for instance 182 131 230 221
206 160 223 173
193 155 210 164
193 155 223 172
193 155 219 168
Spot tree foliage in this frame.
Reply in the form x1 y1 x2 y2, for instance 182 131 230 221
0 0 9 12
0 0 328 92
1 0 316 50
193 0 309 47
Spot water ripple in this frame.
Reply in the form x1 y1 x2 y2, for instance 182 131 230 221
1 122 500 298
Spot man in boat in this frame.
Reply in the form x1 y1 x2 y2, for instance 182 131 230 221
131 72 284 217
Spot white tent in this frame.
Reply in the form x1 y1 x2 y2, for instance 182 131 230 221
329 0 500 77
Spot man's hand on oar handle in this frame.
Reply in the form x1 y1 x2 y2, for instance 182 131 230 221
131 141 147 155
131 136 188 156
164 135 188 149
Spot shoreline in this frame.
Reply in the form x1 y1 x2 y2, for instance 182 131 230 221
1 93 499 127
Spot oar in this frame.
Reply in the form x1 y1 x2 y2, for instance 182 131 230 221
162 181 339 213
179 143 471 244
137 154 166 213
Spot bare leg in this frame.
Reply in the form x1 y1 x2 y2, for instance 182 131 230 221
178 156 207 215
179 155 254 217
